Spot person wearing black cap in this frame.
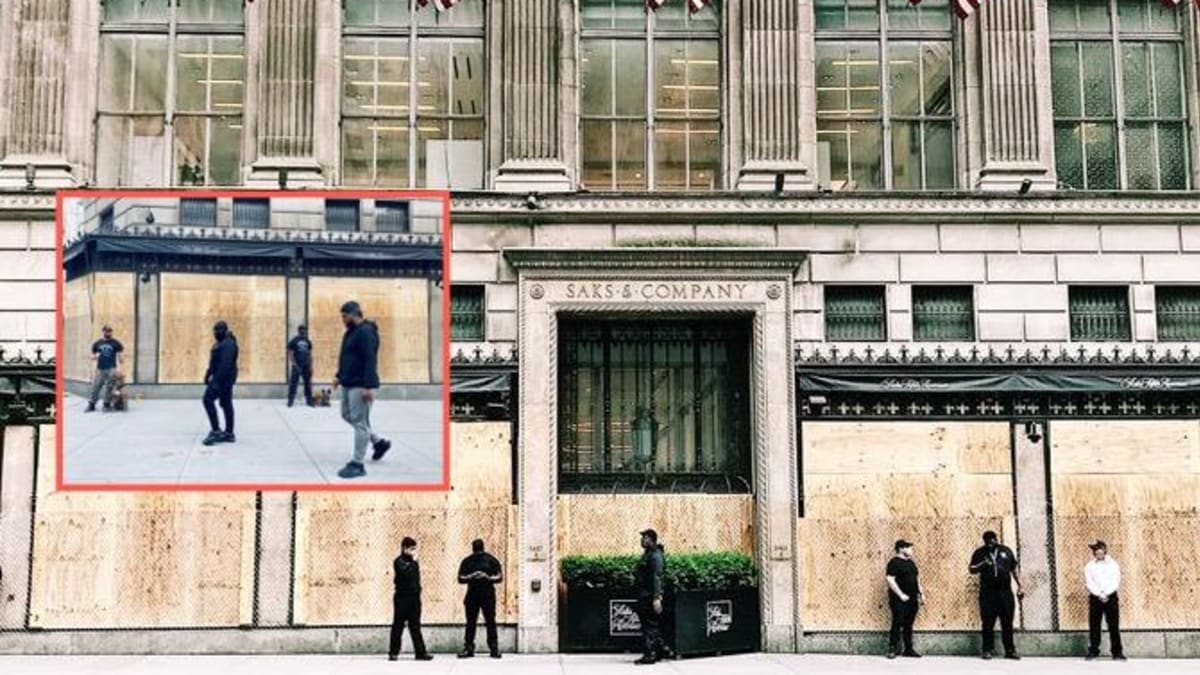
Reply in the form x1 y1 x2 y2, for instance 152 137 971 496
286 324 314 407
389 536 433 661
457 538 503 659
885 539 923 659
969 529 1023 660
634 528 671 665
201 320 238 446
1084 540 1125 661
333 300 391 479
86 325 124 413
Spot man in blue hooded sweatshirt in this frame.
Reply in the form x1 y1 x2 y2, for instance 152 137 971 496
334 300 391 479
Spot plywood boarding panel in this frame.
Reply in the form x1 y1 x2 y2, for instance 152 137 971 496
799 422 1015 630
557 495 754 557
158 273 286 383
1050 420 1200 629
306 277 430 384
62 273 136 383
28 424 255 628
293 423 513 626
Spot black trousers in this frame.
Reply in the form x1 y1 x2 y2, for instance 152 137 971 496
463 592 498 653
288 363 313 405
1088 593 1123 657
979 590 1016 655
888 597 918 653
637 598 666 659
389 596 427 657
202 384 234 433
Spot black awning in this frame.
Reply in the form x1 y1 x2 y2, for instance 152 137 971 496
303 243 441 262
96 237 297 258
451 371 513 394
798 371 1200 393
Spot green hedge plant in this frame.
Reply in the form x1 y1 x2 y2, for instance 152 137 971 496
561 551 756 591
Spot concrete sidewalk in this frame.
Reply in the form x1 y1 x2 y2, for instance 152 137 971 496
62 395 443 486
0 654 1189 675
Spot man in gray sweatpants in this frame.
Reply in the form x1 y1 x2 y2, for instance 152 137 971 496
334 300 391 479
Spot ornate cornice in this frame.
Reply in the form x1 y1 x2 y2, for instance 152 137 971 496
64 224 441 251
451 191 1200 225
503 247 807 270
796 343 1200 368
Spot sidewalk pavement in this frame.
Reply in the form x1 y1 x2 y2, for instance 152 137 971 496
62 395 443 486
0 654 1190 675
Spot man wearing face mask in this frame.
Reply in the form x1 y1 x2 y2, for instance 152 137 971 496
969 530 1024 660
202 320 238 446
286 324 314 407
333 301 391 479
389 537 433 662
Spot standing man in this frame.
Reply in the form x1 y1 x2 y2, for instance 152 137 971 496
333 301 392 478
634 528 671 665
86 325 124 412
286 324 314 407
885 539 923 659
201 321 238 446
456 539 503 659
1084 540 1125 661
969 530 1023 660
389 537 433 661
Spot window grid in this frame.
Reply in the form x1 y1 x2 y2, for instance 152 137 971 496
97 0 244 187
825 285 888 341
1050 0 1189 190
341 0 485 188
232 198 269 229
1069 286 1132 341
179 198 218 228
325 200 361 233
1155 286 1200 341
450 285 486 341
579 0 722 191
375 201 412 233
815 0 955 191
912 285 974 341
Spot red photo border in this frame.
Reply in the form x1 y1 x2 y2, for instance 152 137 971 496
54 188 453 492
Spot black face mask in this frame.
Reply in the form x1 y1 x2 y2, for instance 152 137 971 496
214 328 228 341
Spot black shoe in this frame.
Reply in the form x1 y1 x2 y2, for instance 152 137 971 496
372 438 392 461
221 432 236 444
337 461 366 479
634 656 658 665
102 403 112 411
287 400 294 408
489 651 501 659
657 647 674 660
1114 655 1127 661
1086 654 1097 661
85 403 96 412
387 655 398 662
902 651 921 658
457 649 474 659
415 654 433 661
886 652 897 660
1005 652 1021 660
982 651 994 660
203 430 224 446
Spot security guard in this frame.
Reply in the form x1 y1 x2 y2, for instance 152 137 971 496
388 537 433 661
286 325 314 407
634 528 672 665
885 539 923 659
456 539 503 659
969 530 1024 660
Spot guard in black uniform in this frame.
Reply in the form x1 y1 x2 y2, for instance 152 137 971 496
885 539 923 659
201 321 238 446
969 530 1024 660
389 537 433 661
634 528 672 665
456 538 503 659
286 325 314 407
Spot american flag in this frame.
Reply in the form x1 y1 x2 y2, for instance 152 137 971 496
417 0 463 11
647 0 714 14
1160 0 1200 9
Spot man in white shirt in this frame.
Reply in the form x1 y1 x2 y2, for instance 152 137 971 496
1084 540 1125 661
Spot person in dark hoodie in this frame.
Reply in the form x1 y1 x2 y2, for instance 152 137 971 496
202 320 238 446
286 324 314 407
333 300 391 479
389 537 433 662
634 529 673 665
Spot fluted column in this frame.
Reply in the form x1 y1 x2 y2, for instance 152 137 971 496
737 0 815 191
971 0 1056 191
247 0 324 186
493 0 571 192
0 0 75 188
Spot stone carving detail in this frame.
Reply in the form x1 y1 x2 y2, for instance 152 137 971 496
529 284 545 299
766 284 782 300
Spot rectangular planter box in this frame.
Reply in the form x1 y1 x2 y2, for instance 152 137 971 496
562 587 646 653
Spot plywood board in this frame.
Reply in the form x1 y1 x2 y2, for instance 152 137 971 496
28 424 256 628
803 422 1011 475
557 495 754 557
306 277 430 384
1051 420 1200 475
158 273 287 384
62 273 136 383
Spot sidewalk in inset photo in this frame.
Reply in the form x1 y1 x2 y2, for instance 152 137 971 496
62 395 443 486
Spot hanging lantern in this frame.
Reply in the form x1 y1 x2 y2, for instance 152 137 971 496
631 406 659 466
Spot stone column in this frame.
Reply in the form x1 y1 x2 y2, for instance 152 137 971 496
0 0 75 188
135 272 160 384
246 0 325 186
737 0 815 191
255 493 295 626
0 426 36 629
428 281 443 385
1012 422 1056 630
493 0 571 192
971 0 1056 191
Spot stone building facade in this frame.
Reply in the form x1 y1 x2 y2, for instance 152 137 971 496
1 0 1199 657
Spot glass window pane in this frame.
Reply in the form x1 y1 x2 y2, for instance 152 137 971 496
924 121 955 189
825 286 886 341
416 118 483 188
814 0 848 30
1148 0 1180 31
177 0 243 23
891 120 922 190
922 41 952 116
689 120 720 190
1069 286 1130 341
912 286 974 341
416 38 484 118
1083 122 1118 189
1156 287 1200 341
180 198 217 228
818 120 883 190
376 201 411 233
1055 123 1086 190
1051 44 1081 117
816 42 880 117
581 119 614 190
655 40 720 118
342 118 377 186
344 38 409 116
654 121 688 190
175 36 244 114
1077 0 1111 32
1124 122 1157 189
847 0 881 30
1048 1 1077 32
1081 43 1113 117
1117 0 1147 32
614 120 646 190
95 115 166 187
1153 42 1183 118
102 0 169 23
210 116 243 186
888 0 919 30
1121 43 1151 117
581 41 614 116
232 199 269 229
417 0 485 28
889 43 921 116
450 286 485 341
325 200 360 232
581 0 645 30
99 36 134 111
173 116 208 186
100 36 168 112
1157 123 1188 190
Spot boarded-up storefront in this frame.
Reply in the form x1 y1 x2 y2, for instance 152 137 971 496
62 273 136 383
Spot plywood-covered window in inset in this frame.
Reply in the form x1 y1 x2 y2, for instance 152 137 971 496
158 274 286 384
306 277 431 385
62 273 137 383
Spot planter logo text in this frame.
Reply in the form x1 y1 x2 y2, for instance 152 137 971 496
609 599 642 636
706 600 734 636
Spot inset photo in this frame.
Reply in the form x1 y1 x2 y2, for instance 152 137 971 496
58 191 449 488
